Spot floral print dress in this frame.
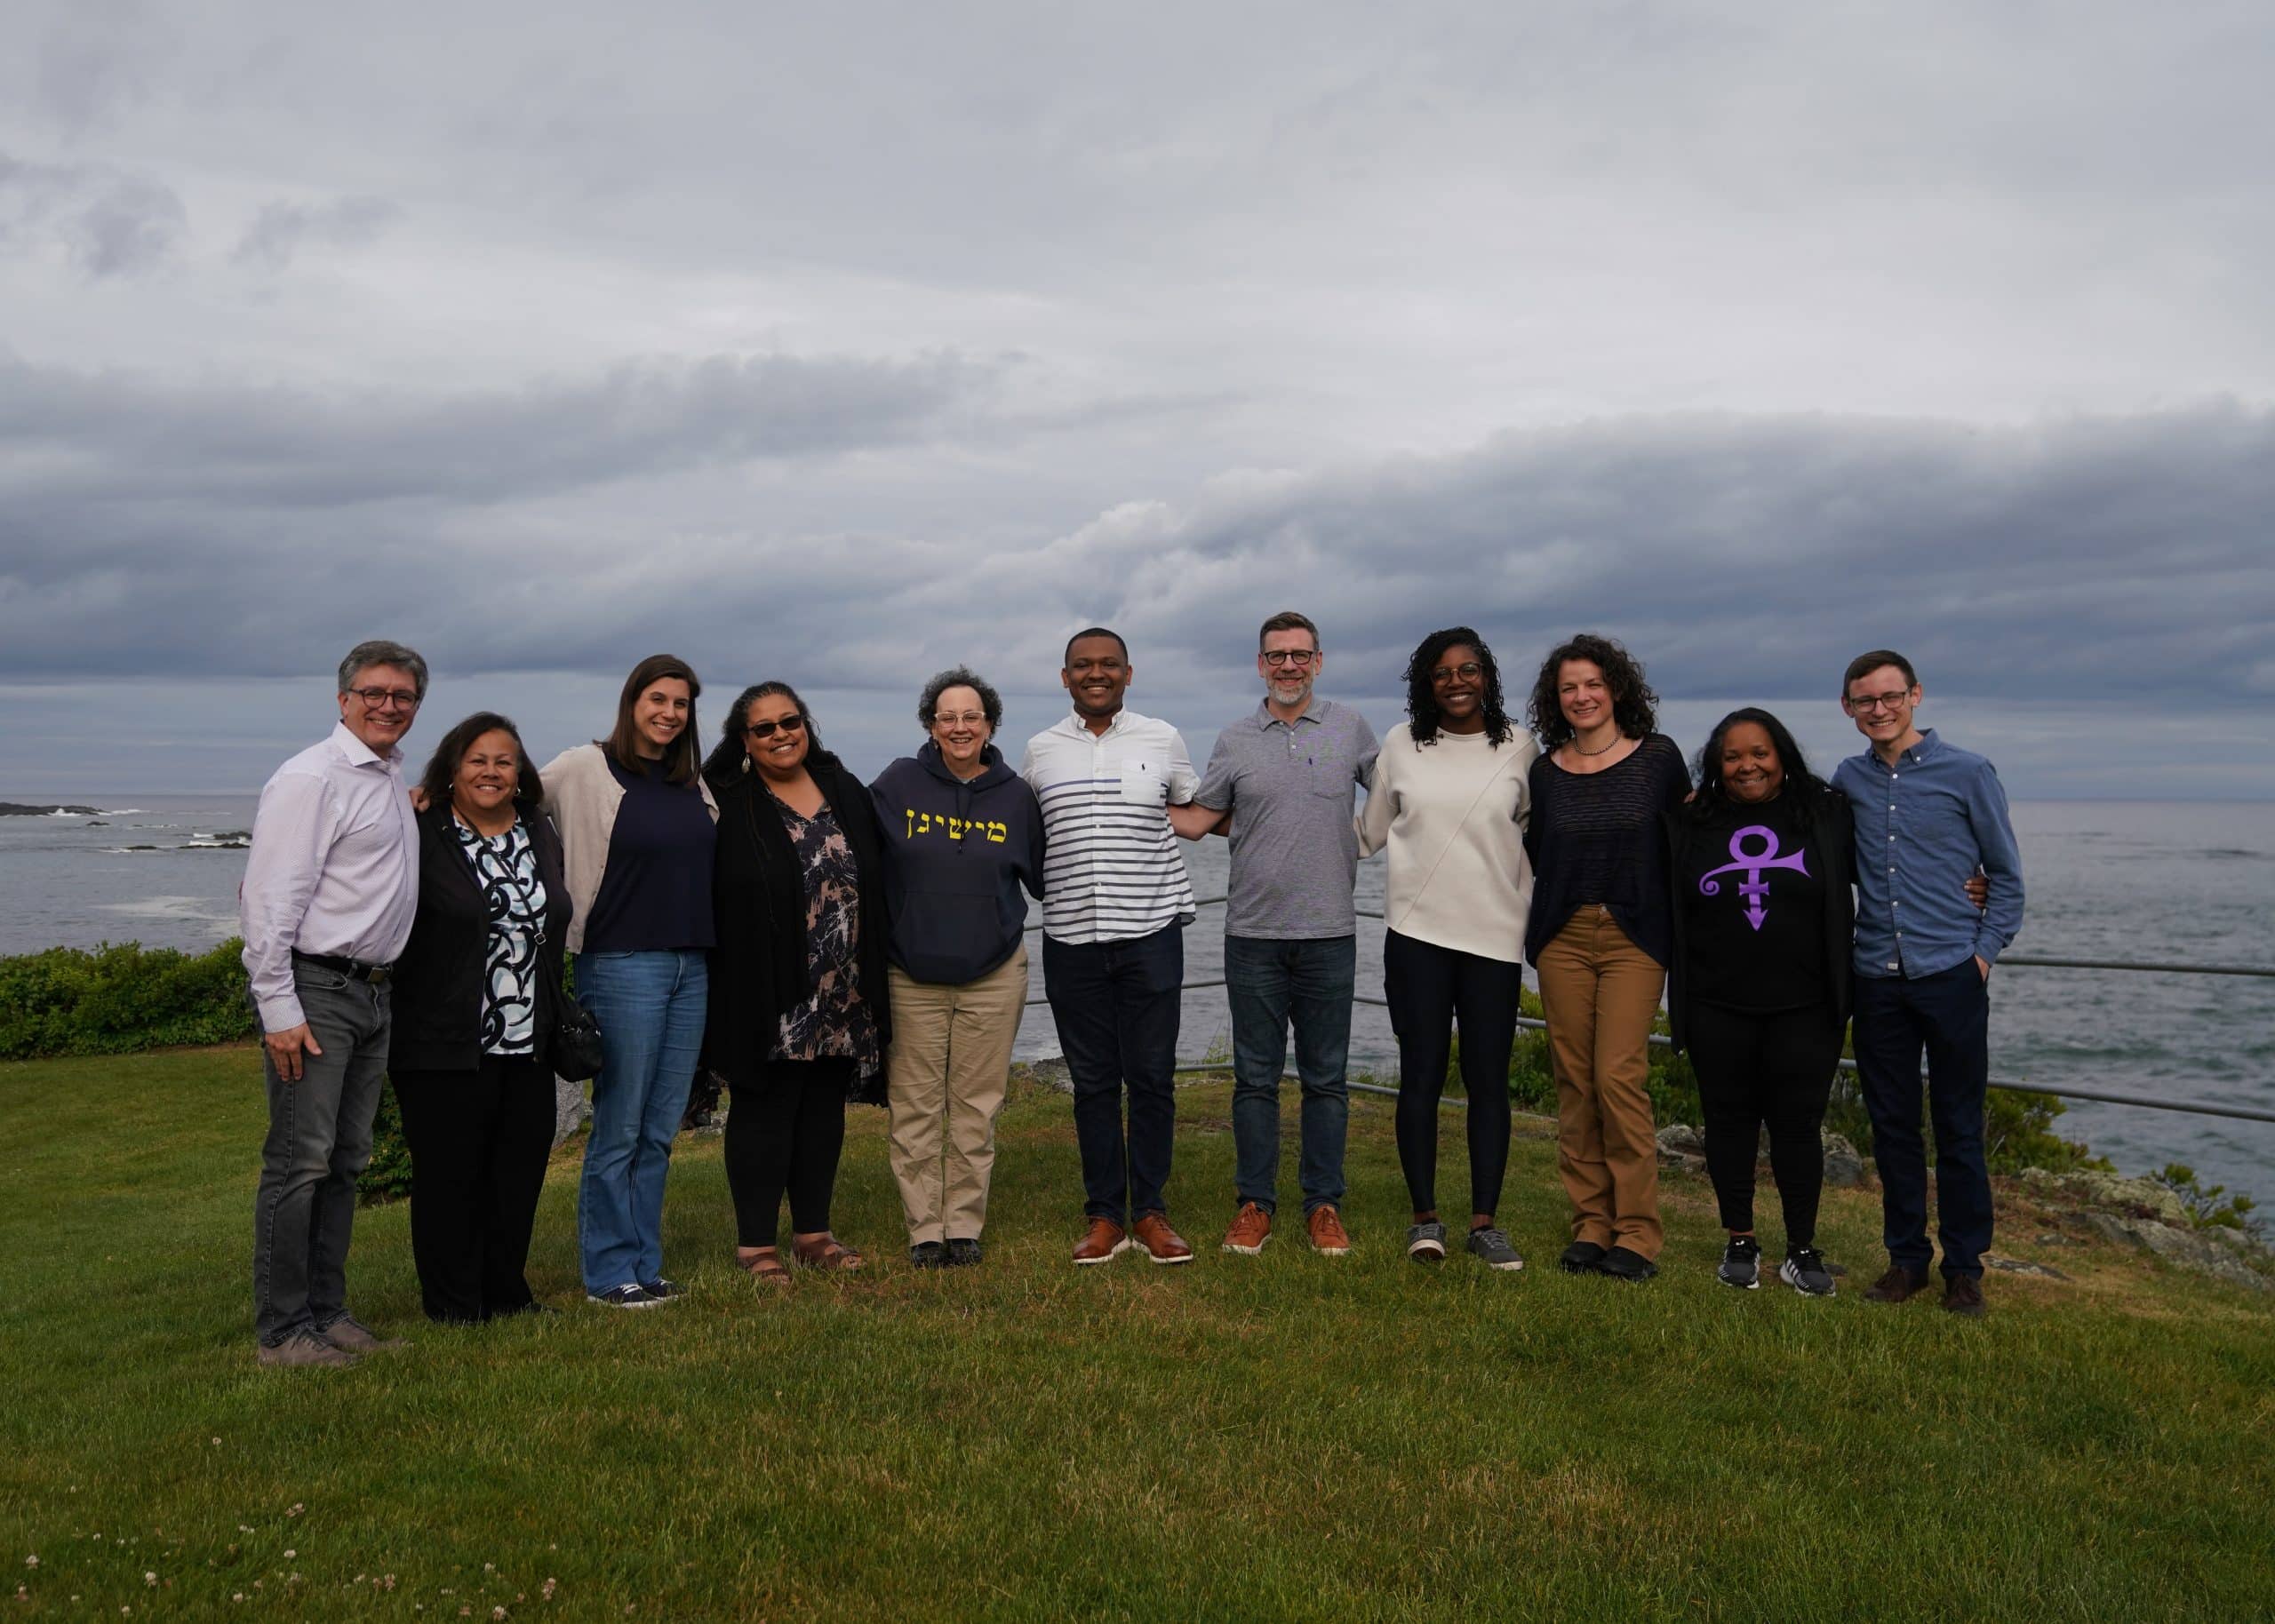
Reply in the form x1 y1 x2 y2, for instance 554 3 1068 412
766 792 881 1073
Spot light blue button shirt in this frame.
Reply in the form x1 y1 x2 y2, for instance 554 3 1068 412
1833 728 2024 979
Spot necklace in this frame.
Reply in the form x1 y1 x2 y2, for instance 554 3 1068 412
1572 732 1625 758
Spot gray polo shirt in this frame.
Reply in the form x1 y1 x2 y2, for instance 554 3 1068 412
1194 696 1380 939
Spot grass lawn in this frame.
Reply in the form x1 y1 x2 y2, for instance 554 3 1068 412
3 1045 2271 1622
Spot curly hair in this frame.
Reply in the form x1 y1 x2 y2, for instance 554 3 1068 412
917 666 1004 732
1686 707 1830 831
1527 633 1658 751
701 681 837 789
1402 626 1513 747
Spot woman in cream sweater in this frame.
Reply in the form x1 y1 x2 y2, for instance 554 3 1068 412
1357 627 1536 1271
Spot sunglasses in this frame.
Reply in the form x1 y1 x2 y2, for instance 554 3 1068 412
746 714 808 741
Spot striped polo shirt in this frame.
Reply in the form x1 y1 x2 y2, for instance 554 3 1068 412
1019 707 1200 944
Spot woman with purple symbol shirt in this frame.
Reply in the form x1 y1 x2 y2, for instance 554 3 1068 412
1664 709 1854 1297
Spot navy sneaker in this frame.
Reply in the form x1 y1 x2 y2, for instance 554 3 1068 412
1718 1236 1762 1291
587 1284 666 1310
640 1277 685 1300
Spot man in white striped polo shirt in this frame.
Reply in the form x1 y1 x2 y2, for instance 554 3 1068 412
1020 627 1217 1266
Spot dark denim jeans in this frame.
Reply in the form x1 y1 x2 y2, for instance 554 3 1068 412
576 949 708 1293
1852 959 1994 1278
1225 934 1354 1215
251 964 390 1346
1043 926 1183 1222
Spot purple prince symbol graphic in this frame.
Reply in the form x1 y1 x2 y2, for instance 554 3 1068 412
1697 825 1810 931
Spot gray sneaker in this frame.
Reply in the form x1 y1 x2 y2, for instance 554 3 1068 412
257 1331 357 1369
1465 1226 1526 1271
1718 1236 1762 1291
318 1312 403 1353
1406 1221 1449 1262
1779 1246 1837 1297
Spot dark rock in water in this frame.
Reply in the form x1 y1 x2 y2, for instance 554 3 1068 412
0 801 105 816
123 843 158 851
87 820 108 827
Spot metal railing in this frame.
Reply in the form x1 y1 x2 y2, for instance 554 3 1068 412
1020 896 2275 1128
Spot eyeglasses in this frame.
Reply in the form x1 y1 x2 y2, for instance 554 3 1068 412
1430 662 1483 682
1261 649 1319 667
1844 690 1912 714
347 688 421 711
746 714 808 740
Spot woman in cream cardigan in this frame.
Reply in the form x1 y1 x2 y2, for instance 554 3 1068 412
1356 627 1536 1272
541 654 721 1310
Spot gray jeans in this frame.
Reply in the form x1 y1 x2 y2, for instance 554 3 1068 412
251 963 391 1345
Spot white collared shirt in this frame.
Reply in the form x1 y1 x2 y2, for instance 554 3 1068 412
240 720 420 1030
1019 707 1199 944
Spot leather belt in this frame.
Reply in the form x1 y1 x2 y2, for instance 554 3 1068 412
291 949 394 985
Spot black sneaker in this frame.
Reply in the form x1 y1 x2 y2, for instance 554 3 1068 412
1779 1246 1836 1297
910 1240 947 1270
1718 1236 1762 1291
1465 1226 1526 1271
1596 1245 1659 1283
640 1277 684 1300
587 1284 665 1310
1559 1240 1608 1274
946 1238 983 1268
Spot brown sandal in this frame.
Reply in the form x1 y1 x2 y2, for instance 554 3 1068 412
791 1235 866 1273
736 1248 792 1287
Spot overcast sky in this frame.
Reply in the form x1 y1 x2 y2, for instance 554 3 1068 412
4 2 2271 796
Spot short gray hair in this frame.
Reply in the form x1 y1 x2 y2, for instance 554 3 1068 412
917 665 1003 731
338 639 429 699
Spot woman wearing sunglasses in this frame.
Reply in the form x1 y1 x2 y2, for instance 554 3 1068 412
702 682 893 1286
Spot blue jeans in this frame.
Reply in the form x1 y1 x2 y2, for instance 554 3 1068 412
576 949 707 1293
1043 926 1183 1222
1225 935 1354 1215
1852 959 1993 1279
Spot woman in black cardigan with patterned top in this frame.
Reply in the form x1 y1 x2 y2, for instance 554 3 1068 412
703 681 893 1286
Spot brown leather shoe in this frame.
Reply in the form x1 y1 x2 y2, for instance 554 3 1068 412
1072 1218 1131 1266
1306 1206 1352 1256
1132 1213 1194 1265
1943 1274 1987 1318
1863 1263 1931 1303
1221 1201 1273 1255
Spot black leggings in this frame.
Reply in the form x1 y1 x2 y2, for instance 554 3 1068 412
723 1057 853 1247
1382 930 1521 1217
1686 1000 1845 1246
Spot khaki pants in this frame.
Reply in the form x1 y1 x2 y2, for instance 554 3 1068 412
886 943 1028 1245
1535 906 1666 1259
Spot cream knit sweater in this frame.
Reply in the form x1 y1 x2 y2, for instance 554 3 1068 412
539 743 721 954
1355 722 1536 965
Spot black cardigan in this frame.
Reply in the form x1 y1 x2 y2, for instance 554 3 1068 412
390 800 572 1072
1663 789 1854 1054
704 753 893 1091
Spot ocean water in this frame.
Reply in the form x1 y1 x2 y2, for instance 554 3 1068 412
5 794 2269 1199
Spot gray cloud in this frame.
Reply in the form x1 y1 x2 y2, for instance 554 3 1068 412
230 195 400 274
0 152 185 278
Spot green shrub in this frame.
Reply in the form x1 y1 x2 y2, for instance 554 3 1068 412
358 1079 416 1204
2152 1163 2261 1235
0 939 256 1059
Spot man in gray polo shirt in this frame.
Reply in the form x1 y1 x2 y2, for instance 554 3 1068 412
1186 610 1379 1256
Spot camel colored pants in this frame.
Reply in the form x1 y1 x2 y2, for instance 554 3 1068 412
886 944 1028 1246
1535 905 1666 1260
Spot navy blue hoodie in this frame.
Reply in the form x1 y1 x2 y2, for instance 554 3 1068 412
869 742 1046 985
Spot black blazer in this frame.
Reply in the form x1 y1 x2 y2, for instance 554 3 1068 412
390 800 572 1072
1663 789 1854 1054
704 753 894 1089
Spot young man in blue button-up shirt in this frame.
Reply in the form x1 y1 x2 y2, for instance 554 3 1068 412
1832 649 2024 1318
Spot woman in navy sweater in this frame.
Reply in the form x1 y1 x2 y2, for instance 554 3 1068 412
868 667 1046 1268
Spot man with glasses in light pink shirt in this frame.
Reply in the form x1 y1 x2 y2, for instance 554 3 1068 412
241 640 425 1367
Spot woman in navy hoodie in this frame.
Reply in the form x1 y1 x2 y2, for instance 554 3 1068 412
869 667 1046 1268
